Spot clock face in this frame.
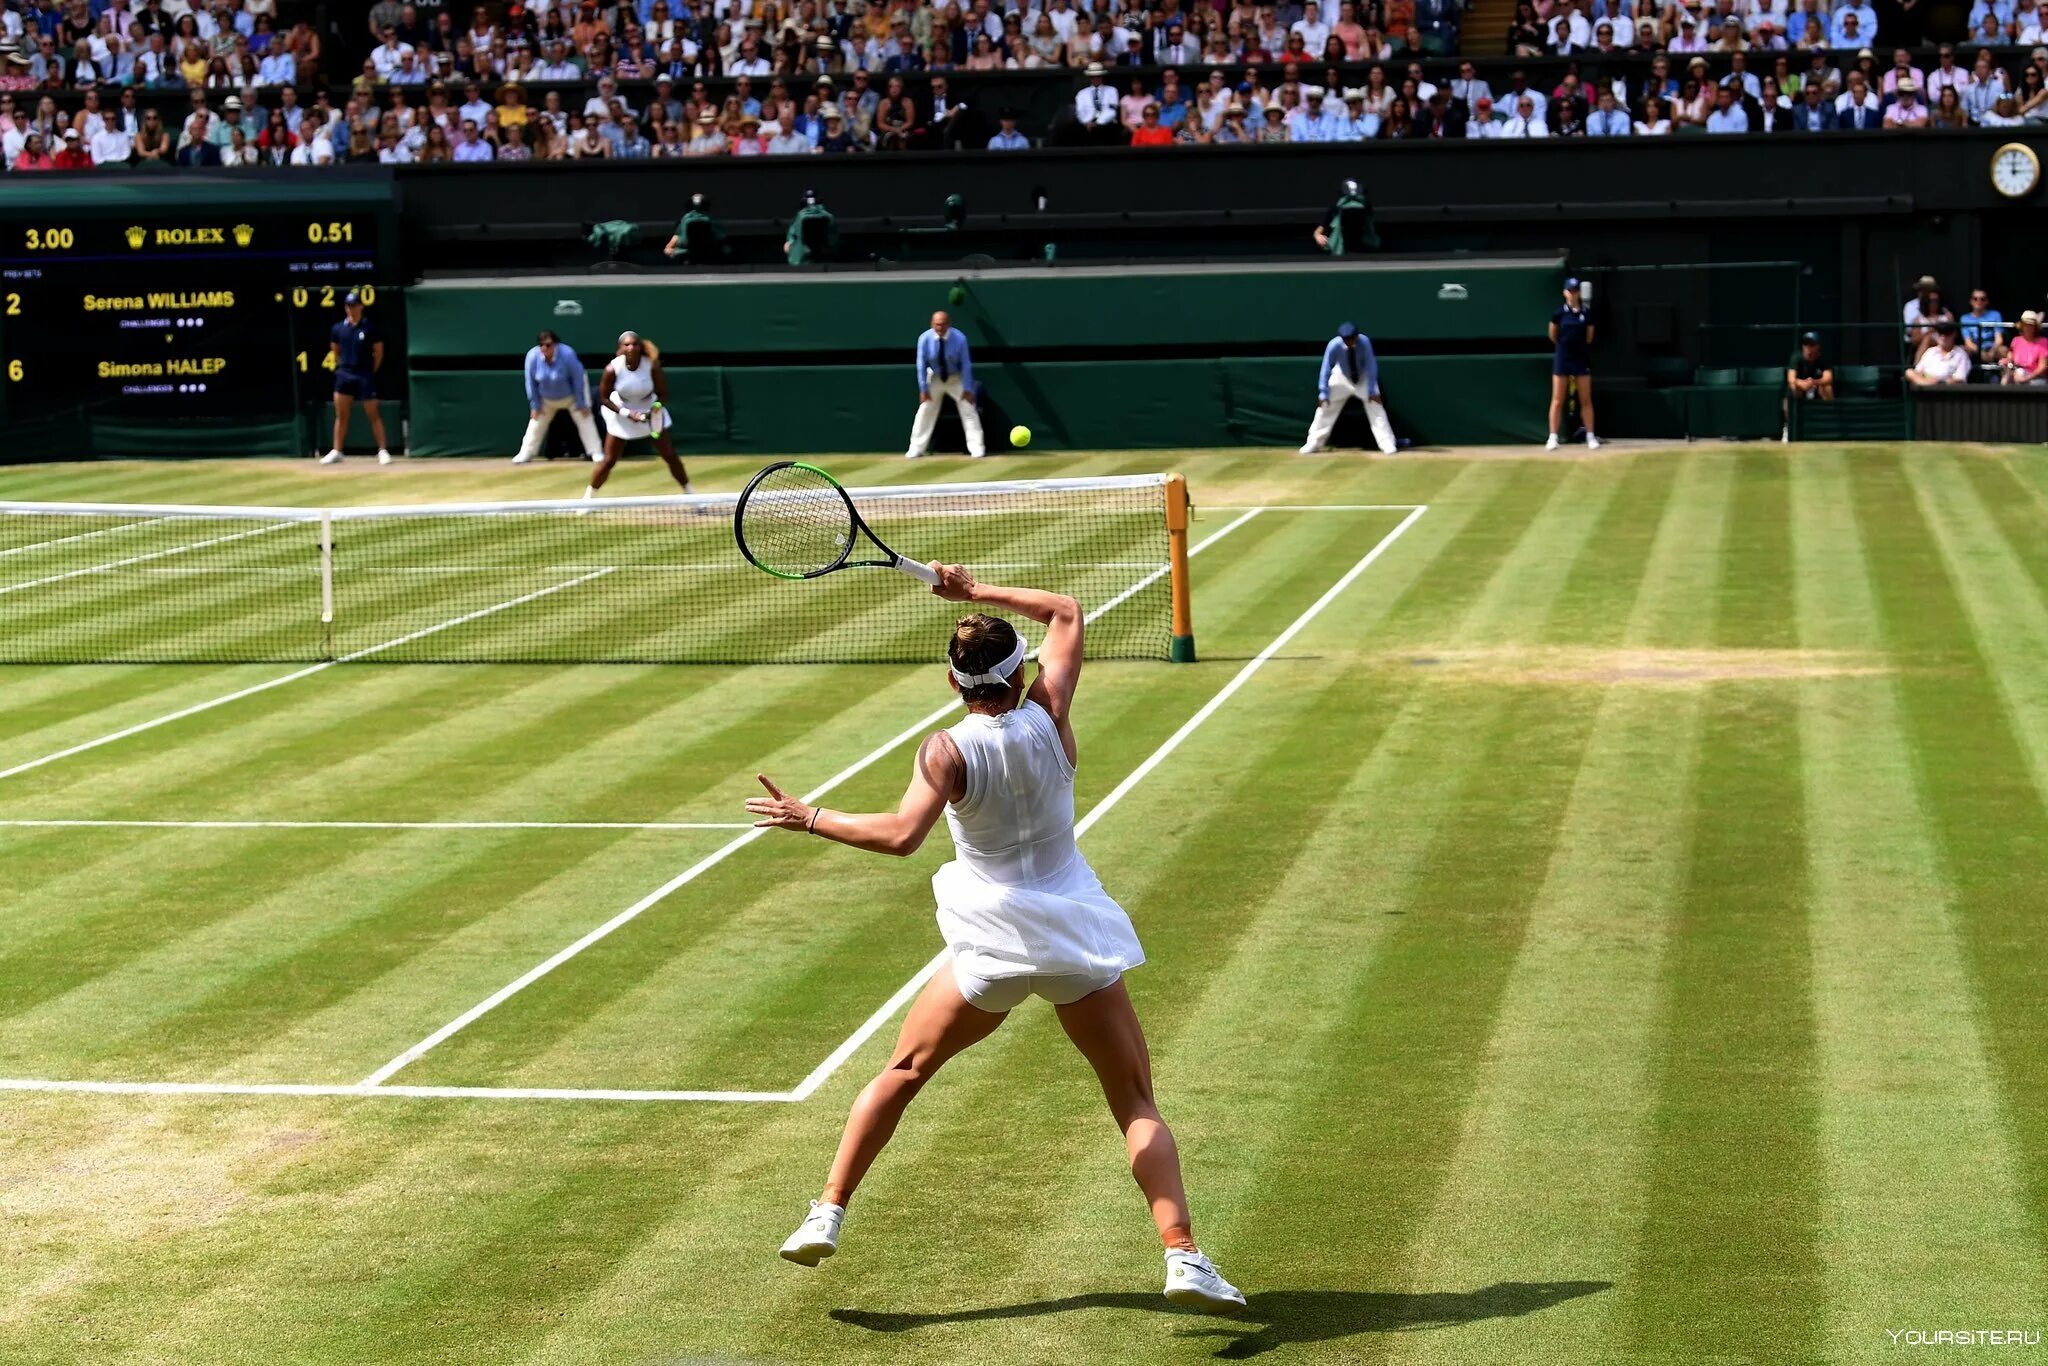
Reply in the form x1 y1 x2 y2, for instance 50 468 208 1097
1992 144 2040 199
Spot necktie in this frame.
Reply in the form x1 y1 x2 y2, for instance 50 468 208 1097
1344 344 1357 383
936 336 948 381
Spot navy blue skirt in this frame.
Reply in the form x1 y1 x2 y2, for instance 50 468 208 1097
1552 355 1590 377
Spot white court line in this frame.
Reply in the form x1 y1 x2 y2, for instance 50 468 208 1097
0 516 171 558
360 508 1268 1089
0 568 615 784
786 503 1429 1101
0 819 753 832
1209 504 1429 511
0 521 290 597
0 1077 794 1103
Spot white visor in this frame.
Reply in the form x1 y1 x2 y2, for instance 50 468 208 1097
950 635 1027 689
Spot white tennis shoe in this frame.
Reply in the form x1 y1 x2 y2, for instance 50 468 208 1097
512 452 533 465
1585 433 1601 450
779 1201 844 1267
376 449 394 466
1164 1249 1245 1314
1544 434 1561 451
318 450 343 464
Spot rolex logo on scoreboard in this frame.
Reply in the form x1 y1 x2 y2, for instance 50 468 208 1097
233 223 255 247
125 225 146 250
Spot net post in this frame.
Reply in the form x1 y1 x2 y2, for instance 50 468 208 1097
319 510 335 660
1165 473 1195 663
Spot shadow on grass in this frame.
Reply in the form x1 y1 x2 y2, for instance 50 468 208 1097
832 1280 1612 1359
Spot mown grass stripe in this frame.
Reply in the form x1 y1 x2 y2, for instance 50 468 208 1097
1795 448 2048 1342
1860 451 2048 1246
1380 450 1727 1366
1625 448 1824 1363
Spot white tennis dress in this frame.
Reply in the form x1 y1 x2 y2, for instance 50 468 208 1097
601 354 672 441
932 699 1145 990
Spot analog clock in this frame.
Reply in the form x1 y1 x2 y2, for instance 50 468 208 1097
1992 143 2041 199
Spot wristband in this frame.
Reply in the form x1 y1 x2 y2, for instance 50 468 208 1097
807 808 822 833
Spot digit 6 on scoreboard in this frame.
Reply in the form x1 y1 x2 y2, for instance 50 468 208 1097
7 359 22 381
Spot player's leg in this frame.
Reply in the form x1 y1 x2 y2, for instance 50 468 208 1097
904 375 943 458
587 435 624 494
1576 374 1598 448
513 396 555 464
953 377 988 458
1546 373 1567 449
652 430 692 493
780 963 1006 1265
363 398 393 464
1299 375 1351 455
324 388 353 463
1054 977 1244 1311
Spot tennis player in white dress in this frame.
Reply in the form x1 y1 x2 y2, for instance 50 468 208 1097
588 331 693 502
746 565 1246 1314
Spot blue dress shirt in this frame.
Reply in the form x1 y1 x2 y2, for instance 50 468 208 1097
916 328 974 389
524 343 591 408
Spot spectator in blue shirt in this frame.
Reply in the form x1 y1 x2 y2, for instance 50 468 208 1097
615 113 651 157
987 110 1029 148
1831 4 1877 48
515 330 604 464
1586 87 1630 133
1705 86 1752 131
1960 289 2007 374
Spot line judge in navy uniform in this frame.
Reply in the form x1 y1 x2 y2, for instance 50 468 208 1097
904 309 987 459
1299 321 1397 456
1546 277 1599 450
319 291 394 466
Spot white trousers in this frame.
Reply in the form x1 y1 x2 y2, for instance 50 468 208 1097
906 371 986 457
1301 374 1396 454
516 395 604 462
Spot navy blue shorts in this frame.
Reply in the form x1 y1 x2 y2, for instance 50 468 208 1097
334 370 377 400
1553 357 1590 377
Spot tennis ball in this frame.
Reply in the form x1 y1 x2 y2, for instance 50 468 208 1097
1010 425 1032 448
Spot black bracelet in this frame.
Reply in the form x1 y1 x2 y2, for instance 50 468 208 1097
807 807 821 833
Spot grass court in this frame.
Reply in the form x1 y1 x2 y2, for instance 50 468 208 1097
0 444 2043 1364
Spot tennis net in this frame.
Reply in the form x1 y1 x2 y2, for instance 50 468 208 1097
0 474 1179 664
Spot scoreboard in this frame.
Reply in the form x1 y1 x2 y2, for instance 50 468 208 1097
0 201 398 425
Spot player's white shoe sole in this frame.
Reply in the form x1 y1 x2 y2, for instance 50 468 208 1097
318 451 343 465
1164 1249 1245 1314
779 1201 844 1267
511 454 533 465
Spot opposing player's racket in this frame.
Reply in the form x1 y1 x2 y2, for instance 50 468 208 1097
733 461 942 586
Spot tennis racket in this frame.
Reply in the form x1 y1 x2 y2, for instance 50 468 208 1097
733 461 943 586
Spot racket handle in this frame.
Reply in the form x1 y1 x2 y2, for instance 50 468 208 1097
893 557 942 587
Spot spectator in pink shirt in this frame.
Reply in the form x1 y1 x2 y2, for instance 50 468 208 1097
1883 77 1929 125
2006 311 2048 385
1882 47 1928 94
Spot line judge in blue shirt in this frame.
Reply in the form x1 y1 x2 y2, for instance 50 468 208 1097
513 330 604 464
1299 322 1396 456
905 310 988 458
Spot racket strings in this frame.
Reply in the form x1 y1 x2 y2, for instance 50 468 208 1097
737 465 858 578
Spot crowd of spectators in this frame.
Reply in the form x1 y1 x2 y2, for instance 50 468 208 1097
0 0 2043 169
